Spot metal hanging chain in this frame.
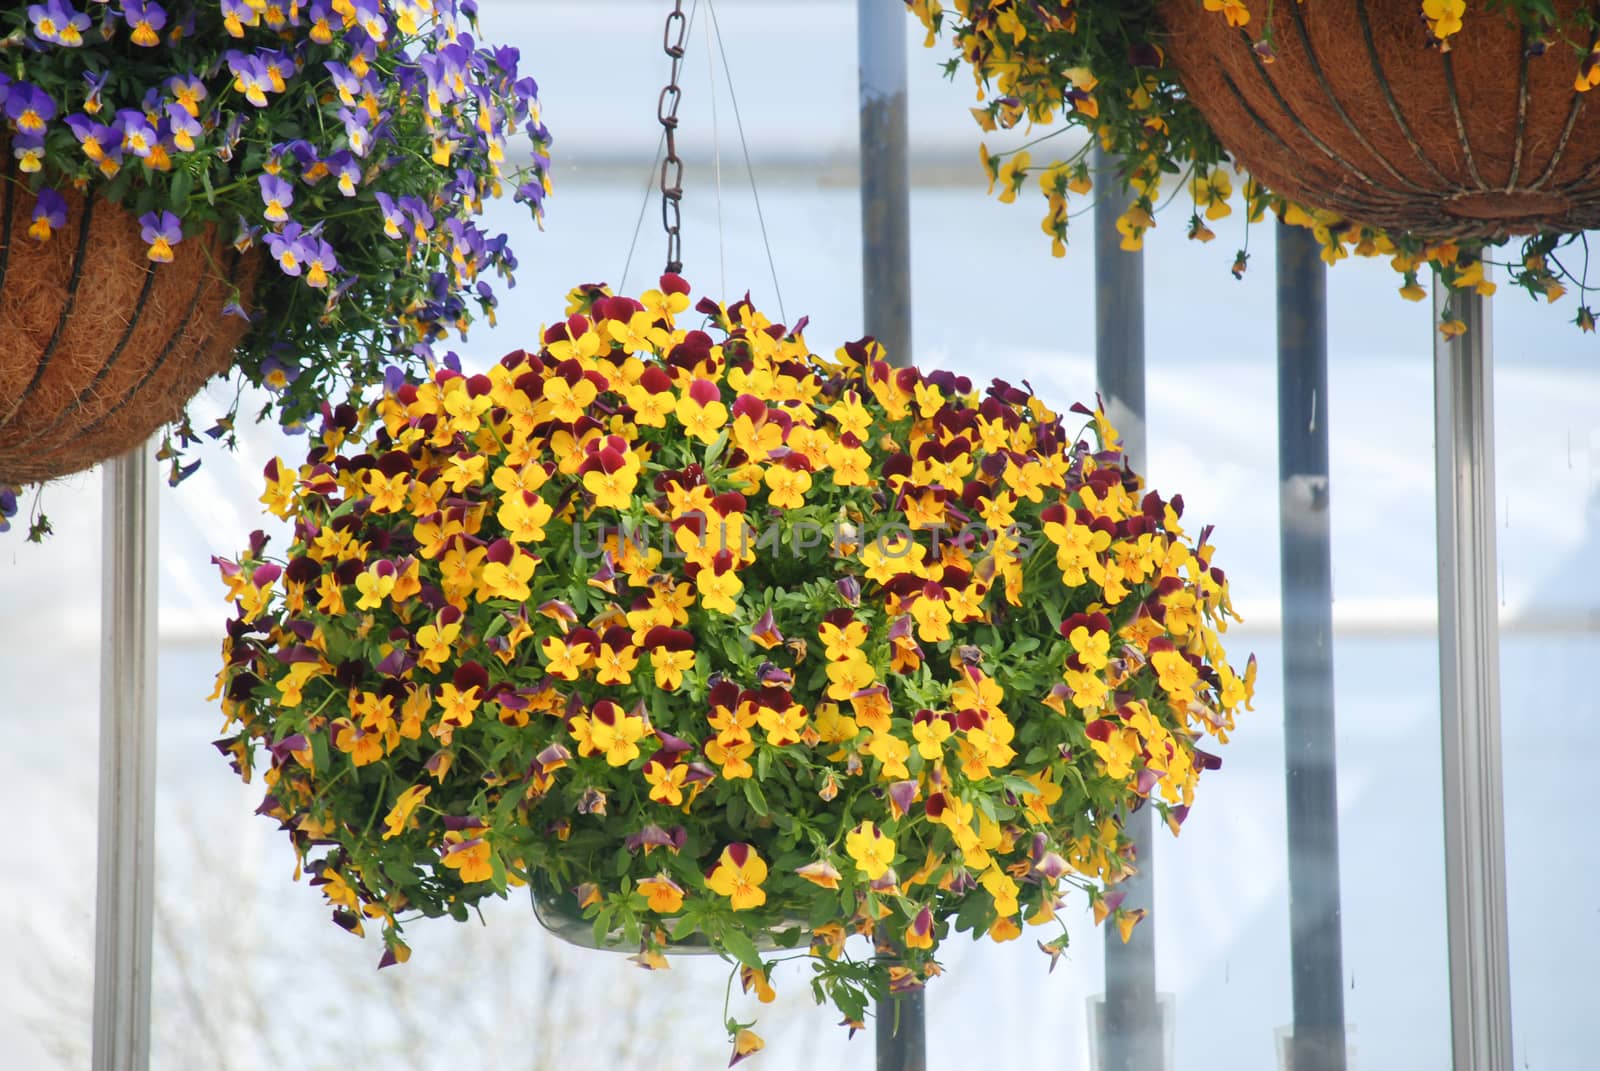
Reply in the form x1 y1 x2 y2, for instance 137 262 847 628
659 0 687 275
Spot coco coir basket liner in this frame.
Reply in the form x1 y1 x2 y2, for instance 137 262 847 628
0 172 258 486
1161 0 1600 238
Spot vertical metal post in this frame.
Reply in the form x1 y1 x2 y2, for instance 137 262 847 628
1432 273 1514 1071
93 450 159 1071
858 0 912 368
1276 223 1348 1071
1094 146 1159 1071
859 4 921 1070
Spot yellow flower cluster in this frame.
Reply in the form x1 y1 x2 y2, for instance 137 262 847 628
213 276 1250 1046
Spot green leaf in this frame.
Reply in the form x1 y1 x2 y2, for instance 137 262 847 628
169 169 194 212
832 981 868 1024
772 925 804 949
998 774 1041 798
741 779 770 817
703 427 730 468
101 169 132 207
489 852 508 894
1042 592 1066 633
719 926 763 971
492 789 522 824
954 890 992 935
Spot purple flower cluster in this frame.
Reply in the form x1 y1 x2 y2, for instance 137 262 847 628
1 0 552 474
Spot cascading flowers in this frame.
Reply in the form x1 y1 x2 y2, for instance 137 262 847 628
212 276 1253 1061
911 0 1600 335
0 0 549 537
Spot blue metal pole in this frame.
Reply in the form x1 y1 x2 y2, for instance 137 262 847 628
859 0 912 369
858 6 921 1070
1094 146 1160 1071
1276 221 1348 1071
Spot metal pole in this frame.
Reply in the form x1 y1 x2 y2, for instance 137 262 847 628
858 0 912 368
859 4 921 1070
1094 146 1160 1071
1432 272 1514 1071
1276 222 1348 1071
93 449 159 1071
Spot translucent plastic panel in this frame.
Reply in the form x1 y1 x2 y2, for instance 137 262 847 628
1493 295 1600 1071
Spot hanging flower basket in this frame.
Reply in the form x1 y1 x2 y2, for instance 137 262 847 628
0 181 257 487
212 277 1252 1059
912 1 1600 326
0 1 549 538
1158 1 1600 239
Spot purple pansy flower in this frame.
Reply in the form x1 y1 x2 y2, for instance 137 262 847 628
305 1 335 44
216 113 243 162
259 50 293 94
322 274 359 315
219 0 258 36
165 74 206 117
302 237 339 289
266 222 308 276
259 356 300 391
121 0 167 47
29 189 67 242
474 280 497 325
337 106 372 156
6 83 56 136
259 174 293 223
139 209 182 262
116 108 158 158
30 1 91 47
13 134 46 174
66 114 123 173
165 104 202 152
399 194 433 242
322 61 363 107
350 0 387 42
374 191 405 240
82 70 109 115
327 150 362 197
225 50 272 107
233 216 262 253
